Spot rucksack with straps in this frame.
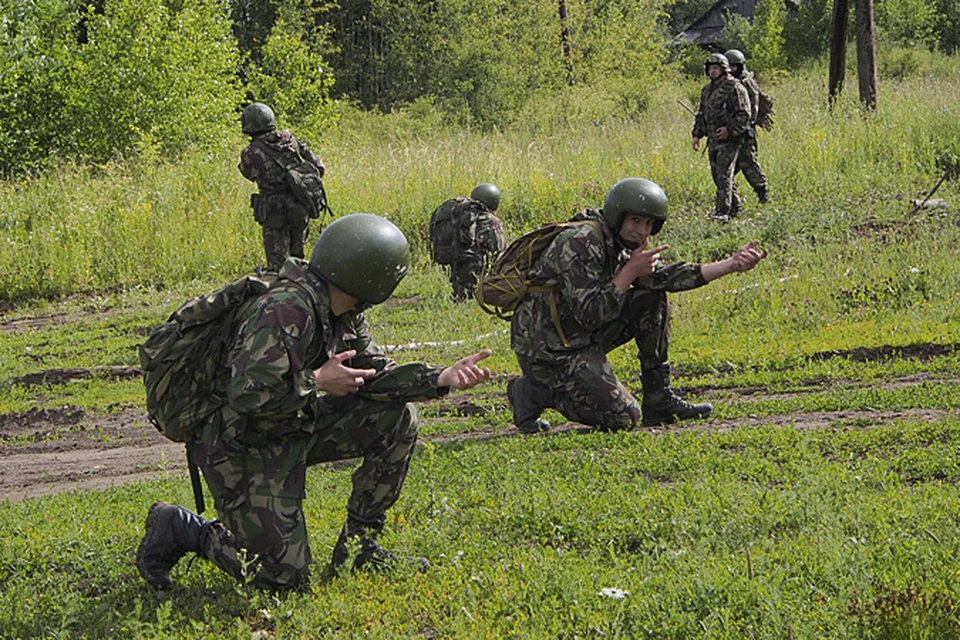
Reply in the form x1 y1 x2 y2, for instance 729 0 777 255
756 91 775 130
253 138 330 219
475 219 602 348
429 198 465 265
139 272 315 512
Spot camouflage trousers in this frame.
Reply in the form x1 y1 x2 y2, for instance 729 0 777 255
517 288 670 432
191 396 418 590
735 133 768 197
259 195 310 271
450 257 482 302
708 141 741 215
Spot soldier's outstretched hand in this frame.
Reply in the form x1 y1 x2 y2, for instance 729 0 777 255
437 349 493 390
730 241 768 273
314 350 377 396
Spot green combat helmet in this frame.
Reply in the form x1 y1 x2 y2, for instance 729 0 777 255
703 52 730 74
310 213 410 304
602 177 668 237
241 102 277 136
724 49 746 67
470 183 501 212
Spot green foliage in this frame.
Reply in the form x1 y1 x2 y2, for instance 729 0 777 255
935 0 960 53
0 0 242 173
782 0 835 64
72 0 244 160
321 0 670 127
747 0 787 74
245 16 338 133
875 0 939 48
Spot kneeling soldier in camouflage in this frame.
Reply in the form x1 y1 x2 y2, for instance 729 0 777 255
508 178 766 433
137 214 493 591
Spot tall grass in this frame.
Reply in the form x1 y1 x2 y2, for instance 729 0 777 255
2 56 958 309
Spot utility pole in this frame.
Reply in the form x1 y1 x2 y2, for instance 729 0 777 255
558 0 575 86
855 0 878 110
828 0 848 105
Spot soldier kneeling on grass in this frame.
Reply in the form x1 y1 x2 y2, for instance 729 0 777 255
137 214 494 591
507 177 767 434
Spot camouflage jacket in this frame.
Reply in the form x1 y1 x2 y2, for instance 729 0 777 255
510 209 707 357
458 202 506 266
692 74 751 145
239 130 325 196
738 71 761 123
219 258 446 440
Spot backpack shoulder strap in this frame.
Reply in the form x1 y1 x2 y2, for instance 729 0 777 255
252 137 303 172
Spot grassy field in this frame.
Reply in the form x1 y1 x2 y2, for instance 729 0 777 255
2 56 960 638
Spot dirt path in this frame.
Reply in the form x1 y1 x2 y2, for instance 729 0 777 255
2 388 954 503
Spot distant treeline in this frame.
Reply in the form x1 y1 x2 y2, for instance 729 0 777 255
0 0 957 174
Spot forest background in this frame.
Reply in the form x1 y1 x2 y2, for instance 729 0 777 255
1 0 958 176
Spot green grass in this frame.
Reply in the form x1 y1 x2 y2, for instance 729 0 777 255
3 56 960 637
2 421 960 638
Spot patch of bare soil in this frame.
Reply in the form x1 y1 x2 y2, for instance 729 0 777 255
3 382 956 503
2 339 959 503
0 407 184 502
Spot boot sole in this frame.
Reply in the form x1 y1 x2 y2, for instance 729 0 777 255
136 502 173 590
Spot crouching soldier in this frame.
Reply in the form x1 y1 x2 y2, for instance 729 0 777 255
137 214 494 591
507 178 767 433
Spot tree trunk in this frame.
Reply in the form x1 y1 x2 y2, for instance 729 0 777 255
558 0 575 86
855 0 878 110
828 0 849 105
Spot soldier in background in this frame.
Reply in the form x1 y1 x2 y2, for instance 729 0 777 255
507 178 766 434
725 49 770 206
692 53 752 223
239 102 326 271
429 183 507 301
137 214 494 591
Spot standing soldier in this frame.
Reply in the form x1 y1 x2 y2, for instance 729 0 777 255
429 183 507 301
692 53 752 223
507 178 767 434
136 214 494 591
725 49 770 205
239 102 326 271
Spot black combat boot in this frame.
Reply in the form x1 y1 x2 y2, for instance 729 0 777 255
136 501 208 589
507 376 552 434
756 185 770 204
641 363 713 427
331 519 428 572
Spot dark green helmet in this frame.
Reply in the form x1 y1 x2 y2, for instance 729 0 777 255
724 49 746 66
309 213 410 304
602 178 668 236
470 183 500 212
704 53 730 74
241 102 277 136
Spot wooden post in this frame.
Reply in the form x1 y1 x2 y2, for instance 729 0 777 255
855 0 878 110
828 0 849 105
558 0 575 86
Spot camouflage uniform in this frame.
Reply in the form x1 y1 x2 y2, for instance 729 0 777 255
734 70 769 202
509 210 707 432
239 131 325 271
190 258 446 590
693 73 751 218
448 198 506 301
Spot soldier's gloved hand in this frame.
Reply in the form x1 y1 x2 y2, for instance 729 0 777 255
437 350 493 390
314 349 376 396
